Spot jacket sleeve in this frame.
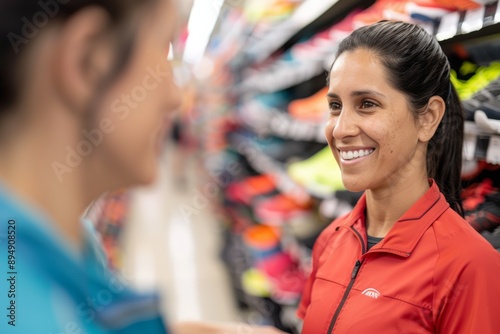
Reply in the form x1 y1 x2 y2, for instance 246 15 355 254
434 244 500 333
297 224 336 319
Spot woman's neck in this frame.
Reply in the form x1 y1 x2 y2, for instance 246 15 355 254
365 173 430 238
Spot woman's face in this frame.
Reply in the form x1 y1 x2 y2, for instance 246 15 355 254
325 48 426 193
93 0 181 187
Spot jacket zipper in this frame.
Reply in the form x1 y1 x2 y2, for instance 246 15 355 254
350 227 366 255
326 260 362 334
326 225 366 334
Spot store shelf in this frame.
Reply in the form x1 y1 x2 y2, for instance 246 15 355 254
437 0 500 44
236 57 328 94
239 0 375 66
236 2 500 93
227 0 500 74
464 121 500 165
244 0 337 63
232 136 311 204
238 103 327 143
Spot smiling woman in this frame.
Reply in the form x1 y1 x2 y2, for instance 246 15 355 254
298 21 500 334
326 48 433 200
0 1 285 334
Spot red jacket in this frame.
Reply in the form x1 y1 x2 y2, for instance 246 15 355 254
298 181 500 333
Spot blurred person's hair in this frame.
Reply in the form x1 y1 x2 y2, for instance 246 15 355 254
0 0 157 116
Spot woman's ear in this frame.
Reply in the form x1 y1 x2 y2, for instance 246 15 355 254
51 7 114 114
417 96 446 143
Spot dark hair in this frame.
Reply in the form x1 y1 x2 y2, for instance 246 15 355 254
0 0 155 115
332 21 464 216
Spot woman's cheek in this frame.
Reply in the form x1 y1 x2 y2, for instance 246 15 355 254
324 119 335 142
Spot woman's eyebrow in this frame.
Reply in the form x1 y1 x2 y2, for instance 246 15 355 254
326 90 386 98
351 90 386 98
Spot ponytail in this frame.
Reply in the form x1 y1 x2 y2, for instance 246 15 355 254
427 84 464 217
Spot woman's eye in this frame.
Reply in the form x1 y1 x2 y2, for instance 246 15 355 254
328 101 342 115
361 100 377 109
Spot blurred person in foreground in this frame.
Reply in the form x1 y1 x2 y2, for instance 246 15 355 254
0 1 284 333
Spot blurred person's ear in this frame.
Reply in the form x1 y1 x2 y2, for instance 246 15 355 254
52 7 115 114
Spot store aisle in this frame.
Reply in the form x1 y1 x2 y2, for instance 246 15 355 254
121 144 241 324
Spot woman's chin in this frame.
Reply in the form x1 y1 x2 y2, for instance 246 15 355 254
341 176 367 193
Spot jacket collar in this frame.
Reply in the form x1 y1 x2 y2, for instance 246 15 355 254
340 180 450 256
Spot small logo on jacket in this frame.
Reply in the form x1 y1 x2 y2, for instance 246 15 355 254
361 288 381 299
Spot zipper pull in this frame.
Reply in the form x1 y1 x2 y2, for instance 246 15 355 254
351 260 361 279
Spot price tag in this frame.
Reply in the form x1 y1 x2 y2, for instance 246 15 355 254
436 12 460 41
463 133 477 161
461 6 485 34
486 136 500 165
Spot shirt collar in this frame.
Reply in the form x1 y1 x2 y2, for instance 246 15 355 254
340 180 450 256
0 182 114 294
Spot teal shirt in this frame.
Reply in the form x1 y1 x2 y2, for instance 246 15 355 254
0 185 168 333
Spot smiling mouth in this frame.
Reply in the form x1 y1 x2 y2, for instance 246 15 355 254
339 149 375 161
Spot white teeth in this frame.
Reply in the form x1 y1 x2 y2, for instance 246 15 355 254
340 149 374 161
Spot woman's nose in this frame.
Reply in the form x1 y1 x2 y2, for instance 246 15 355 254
331 108 359 141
